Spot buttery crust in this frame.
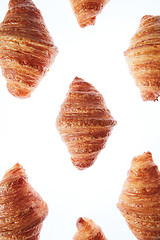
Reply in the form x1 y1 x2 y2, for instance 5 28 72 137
0 0 58 98
73 217 107 240
56 76 117 170
117 152 160 240
0 163 48 239
70 0 110 27
125 15 160 101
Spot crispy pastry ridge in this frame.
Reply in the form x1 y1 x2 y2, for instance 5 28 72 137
70 0 110 27
73 217 107 240
56 76 117 170
117 152 160 240
125 15 160 101
0 163 48 239
0 0 58 98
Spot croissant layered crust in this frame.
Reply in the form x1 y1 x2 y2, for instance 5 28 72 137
73 217 107 240
56 76 117 170
0 163 48 239
117 152 160 240
125 15 160 101
0 0 58 98
70 0 109 27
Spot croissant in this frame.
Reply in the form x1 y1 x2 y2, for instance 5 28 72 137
56 76 117 170
117 152 160 240
0 0 58 98
124 15 160 101
0 163 48 239
73 217 107 240
69 0 110 28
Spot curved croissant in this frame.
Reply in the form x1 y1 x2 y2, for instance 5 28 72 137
124 15 160 101
73 217 107 240
56 76 117 170
0 0 58 98
0 163 48 239
117 152 160 240
70 0 110 28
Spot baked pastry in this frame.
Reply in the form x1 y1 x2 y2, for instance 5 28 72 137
117 152 160 240
69 0 110 27
124 15 160 101
0 0 58 98
0 163 48 239
56 76 117 170
73 217 107 240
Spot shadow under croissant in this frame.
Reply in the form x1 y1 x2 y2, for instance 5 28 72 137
0 0 58 98
117 152 160 240
56 76 117 170
0 163 48 239
73 217 108 240
124 15 160 101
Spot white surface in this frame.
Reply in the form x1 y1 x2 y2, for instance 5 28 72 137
0 0 160 239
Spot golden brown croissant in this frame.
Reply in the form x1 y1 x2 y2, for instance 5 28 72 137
0 0 58 98
124 15 160 101
117 152 160 240
56 76 117 170
0 163 48 239
73 217 107 240
69 0 110 28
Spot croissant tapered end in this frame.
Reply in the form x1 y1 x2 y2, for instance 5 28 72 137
70 0 110 28
0 0 58 98
56 76 117 170
0 163 48 239
73 217 107 240
8 0 34 9
124 15 160 101
117 152 160 240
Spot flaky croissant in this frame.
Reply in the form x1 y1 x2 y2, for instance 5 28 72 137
117 152 160 240
69 0 110 28
124 15 160 101
73 217 107 240
0 163 48 239
0 0 58 98
56 76 117 170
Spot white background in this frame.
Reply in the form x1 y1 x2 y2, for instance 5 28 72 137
0 0 160 239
